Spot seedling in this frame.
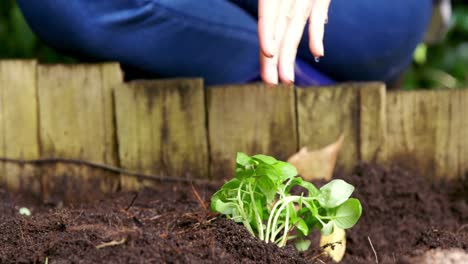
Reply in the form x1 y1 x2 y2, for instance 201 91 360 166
211 153 362 250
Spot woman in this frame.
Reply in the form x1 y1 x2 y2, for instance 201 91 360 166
17 0 435 86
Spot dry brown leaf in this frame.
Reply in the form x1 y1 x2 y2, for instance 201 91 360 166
320 227 346 262
287 134 344 181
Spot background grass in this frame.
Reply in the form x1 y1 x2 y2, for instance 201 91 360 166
0 0 466 89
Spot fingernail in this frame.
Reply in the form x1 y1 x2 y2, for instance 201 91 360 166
262 41 275 58
263 51 274 58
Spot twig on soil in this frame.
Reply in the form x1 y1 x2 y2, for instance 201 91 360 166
207 217 217 223
316 259 326 264
191 184 208 211
96 238 127 249
17 221 26 244
125 193 139 211
367 236 379 264
150 215 161 221
457 223 468 233
311 251 328 261
71 210 85 223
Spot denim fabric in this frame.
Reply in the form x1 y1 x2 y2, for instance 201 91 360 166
18 0 432 85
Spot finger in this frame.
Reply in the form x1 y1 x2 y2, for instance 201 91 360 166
260 0 292 85
271 0 295 84
258 0 280 57
260 51 279 85
273 0 295 54
278 0 314 83
309 0 331 58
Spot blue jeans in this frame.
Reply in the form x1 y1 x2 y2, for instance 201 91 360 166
18 0 433 86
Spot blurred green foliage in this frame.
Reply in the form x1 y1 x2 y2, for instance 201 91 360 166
404 1 468 89
0 0 75 63
0 1 466 88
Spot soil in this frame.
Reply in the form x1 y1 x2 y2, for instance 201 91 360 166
0 163 466 264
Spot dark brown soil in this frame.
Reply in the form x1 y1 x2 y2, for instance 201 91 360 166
0 164 466 264
336 164 467 263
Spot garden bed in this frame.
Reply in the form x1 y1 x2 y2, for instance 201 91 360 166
0 164 466 264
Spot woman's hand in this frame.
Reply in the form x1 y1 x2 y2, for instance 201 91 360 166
258 0 331 84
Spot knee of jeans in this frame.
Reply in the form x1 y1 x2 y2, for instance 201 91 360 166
313 0 433 83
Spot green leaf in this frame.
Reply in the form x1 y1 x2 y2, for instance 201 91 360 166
288 202 298 219
256 176 277 203
221 178 241 190
275 161 298 181
236 152 252 166
255 198 264 220
321 221 334 236
252 154 277 165
235 167 254 180
255 163 282 183
210 190 223 211
295 218 309 236
211 178 241 211
286 177 319 197
303 211 319 229
294 239 311 252
317 179 355 208
334 198 362 229
213 198 238 216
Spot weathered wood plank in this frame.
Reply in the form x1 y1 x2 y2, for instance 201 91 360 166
114 79 208 190
37 63 122 202
0 60 40 193
297 82 386 173
382 89 468 179
100 63 124 166
359 83 386 162
456 88 468 179
208 84 297 179
296 84 360 173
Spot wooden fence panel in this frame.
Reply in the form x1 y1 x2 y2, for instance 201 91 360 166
0 60 40 193
2 59 468 200
359 83 386 162
383 89 468 179
457 89 468 179
208 84 297 179
37 63 122 202
297 83 386 173
114 79 208 190
297 84 359 173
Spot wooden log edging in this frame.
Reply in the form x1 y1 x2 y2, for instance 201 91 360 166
0 60 466 200
0 60 39 194
37 63 121 202
208 84 298 179
382 89 468 180
297 82 387 171
114 79 209 190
